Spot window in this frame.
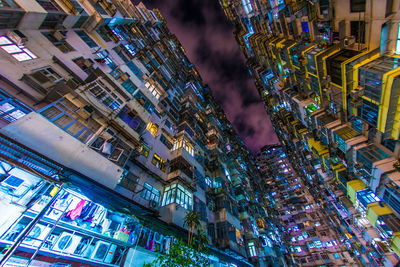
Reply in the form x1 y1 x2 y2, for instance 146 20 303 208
241 0 253 15
151 153 166 172
205 177 212 187
73 57 94 74
350 0 366 12
119 171 138 192
118 106 145 133
333 253 340 259
161 183 192 210
134 90 155 113
96 50 116 69
248 242 257 257
350 21 365 43
40 98 100 143
42 31 74 53
224 169 231 181
386 0 394 17
0 35 37 61
160 134 173 149
121 79 137 94
0 89 31 122
36 0 62 11
139 143 149 157
140 182 160 203
145 81 162 99
96 28 111 42
146 122 159 136
396 23 400 55
75 30 97 48
173 138 194 156
126 61 144 79
164 119 171 129
193 196 207 221
87 81 123 110
32 66 63 83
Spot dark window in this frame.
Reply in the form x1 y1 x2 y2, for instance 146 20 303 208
36 0 62 12
160 134 173 149
350 0 366 12
121 79 137 94
118 106 145 133
134 90 155 113
42 31 74 53
40 14 66 29
75 30 97 48
385 0 394 17
126 61 144 79
193 196 207 221
351 21 365 43
73 15 89 28
119 171 138 192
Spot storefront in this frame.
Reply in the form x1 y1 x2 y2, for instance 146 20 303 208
0 179 171 266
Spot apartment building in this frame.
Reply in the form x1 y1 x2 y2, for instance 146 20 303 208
257 145 357 266
220 0 400 266
0 0 284 266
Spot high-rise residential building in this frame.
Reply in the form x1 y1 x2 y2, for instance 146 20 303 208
0 1 285 267
220 0 400 266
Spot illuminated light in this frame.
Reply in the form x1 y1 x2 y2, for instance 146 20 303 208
241 0 253 15
146 122 159 136
0 36 37 61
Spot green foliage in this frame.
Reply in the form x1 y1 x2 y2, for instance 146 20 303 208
144 211 210 267
151 238 209 267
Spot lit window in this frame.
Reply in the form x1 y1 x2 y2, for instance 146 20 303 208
173 138 194 156
145 81 162 99
140 182 160 202
0 36 37 61
146 122 158 136
205 177 212 187
241 0 253 15
396 23 400 54
248 242 257 257
161 183 192 210
151 153 166 172
224 168 231 181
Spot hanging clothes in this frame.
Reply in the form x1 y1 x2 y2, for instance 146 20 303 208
80 202 98 221
90 205 107 226
66 199 85 221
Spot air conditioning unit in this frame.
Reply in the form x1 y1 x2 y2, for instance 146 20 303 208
52 232 82 254
7 30 27 45
344 36 356 46
53 31 65 42
91 240 111 261
23 224 51 247
149 199 159 209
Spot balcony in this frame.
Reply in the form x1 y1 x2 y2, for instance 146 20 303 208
0 112 123 190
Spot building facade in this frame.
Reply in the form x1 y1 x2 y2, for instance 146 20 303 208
0 1 284 266
220 0 400 266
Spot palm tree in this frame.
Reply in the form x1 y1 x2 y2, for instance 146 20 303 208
183 210 200 246
194 229 209 251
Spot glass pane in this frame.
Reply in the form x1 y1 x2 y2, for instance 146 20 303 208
2 44 22 53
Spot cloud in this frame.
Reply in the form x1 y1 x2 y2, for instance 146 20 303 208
142 0 278 153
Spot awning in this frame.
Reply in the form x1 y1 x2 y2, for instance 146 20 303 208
347 179 367 204
367 202 393 227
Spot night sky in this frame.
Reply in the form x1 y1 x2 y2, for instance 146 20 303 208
141 0 279 153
